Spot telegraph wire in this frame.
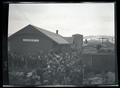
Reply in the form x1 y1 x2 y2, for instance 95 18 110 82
16 5 33 25
8 5 33 37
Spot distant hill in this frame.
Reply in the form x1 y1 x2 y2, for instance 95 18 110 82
84 35 114 39
84 35 115 44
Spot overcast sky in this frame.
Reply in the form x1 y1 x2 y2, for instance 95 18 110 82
8 3 114 37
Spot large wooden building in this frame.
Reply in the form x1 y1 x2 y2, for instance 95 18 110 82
8 24 83 55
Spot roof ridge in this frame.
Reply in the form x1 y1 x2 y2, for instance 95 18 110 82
31 24 63 37
9 24 69 44
30 24 69 44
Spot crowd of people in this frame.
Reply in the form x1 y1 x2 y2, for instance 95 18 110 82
8 49 84 85
8 49 116 86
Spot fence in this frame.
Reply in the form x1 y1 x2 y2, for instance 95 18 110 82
81 54 115 73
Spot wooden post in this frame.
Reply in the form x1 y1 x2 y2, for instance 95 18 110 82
91 55 93 66
83 64 86 81
83 68 84 81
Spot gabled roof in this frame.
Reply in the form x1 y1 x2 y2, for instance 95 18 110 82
9 24 69 44
63 37 73 44
31 25 69 44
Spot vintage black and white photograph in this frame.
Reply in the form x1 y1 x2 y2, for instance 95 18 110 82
8 3 117 86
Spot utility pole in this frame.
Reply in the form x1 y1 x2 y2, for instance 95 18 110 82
91 55 93 66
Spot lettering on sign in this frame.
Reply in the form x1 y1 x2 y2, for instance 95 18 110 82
22 39 39 42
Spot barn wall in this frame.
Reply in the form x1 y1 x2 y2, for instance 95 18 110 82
8 32 54 55
52 43 71 53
